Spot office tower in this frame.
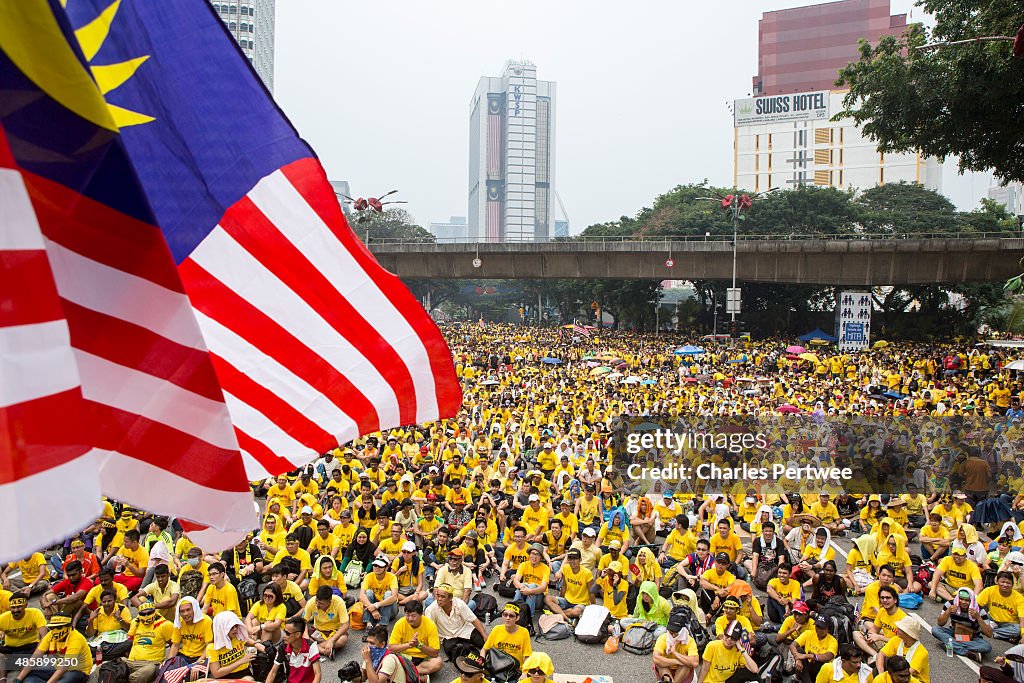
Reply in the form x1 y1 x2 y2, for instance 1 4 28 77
211 0 275 91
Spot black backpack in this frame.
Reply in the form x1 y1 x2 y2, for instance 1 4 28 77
516 600 534 635
669 604 711 654
817 596 855 645
237 578 259 614
472 592 499 622
97 659 129 683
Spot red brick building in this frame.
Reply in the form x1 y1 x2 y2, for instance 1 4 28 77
752 0 907 97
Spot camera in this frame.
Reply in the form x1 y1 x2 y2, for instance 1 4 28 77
337 661 362 682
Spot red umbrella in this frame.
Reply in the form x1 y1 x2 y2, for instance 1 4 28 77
777 404 800 414
786 345 806 354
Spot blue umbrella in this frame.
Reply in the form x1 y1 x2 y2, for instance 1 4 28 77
640 379 658 385
674 345 705 356
541 357 562 364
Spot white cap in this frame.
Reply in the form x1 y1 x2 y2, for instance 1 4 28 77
582 527 597 537
528 494 540 502
401 541 417 552
429 466 440 473
301 505 313 514
372 558 388 568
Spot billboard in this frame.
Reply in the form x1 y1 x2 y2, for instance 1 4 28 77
734 90 830 127
837 291 871 352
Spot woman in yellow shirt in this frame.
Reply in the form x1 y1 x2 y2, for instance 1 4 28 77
244 584 286 644
481 602 533 666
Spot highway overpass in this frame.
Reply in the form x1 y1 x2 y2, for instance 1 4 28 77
367 234 1024 285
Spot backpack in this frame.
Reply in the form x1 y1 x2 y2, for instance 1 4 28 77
472 592 499 622
237 578 259 614
817 596 855 645
381 649 421 683
537 613 572 641
97 659 130 683
621 622 658 655
495 576 517 598
178 571 204 599
249 640 279 682
344 559 364 589
575 604 612 644
668 604 711 654
516 600 534 635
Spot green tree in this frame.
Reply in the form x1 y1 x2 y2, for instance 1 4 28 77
835 6 1024 183
356 208 434 243
853 182 958 234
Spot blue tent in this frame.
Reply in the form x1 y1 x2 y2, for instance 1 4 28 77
797 328 837 342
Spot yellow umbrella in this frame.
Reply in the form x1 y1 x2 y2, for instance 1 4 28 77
810 339 830 346
798 352 820 363
873 340 890 349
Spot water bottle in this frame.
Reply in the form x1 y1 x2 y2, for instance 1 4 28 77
946 640 954 658
611 621 621 638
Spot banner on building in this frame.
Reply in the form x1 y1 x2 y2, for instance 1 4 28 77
837 291 872 351
734 90 830 127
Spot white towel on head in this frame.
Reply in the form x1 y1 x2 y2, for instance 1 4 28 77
212 610 247 650
831 658 872 683
174 596 203 629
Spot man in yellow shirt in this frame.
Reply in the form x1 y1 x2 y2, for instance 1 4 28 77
12 615 92 683
660 515 696 569
272 535 313 589
977 572 1024 643
876 617 929 683
2 553 51 597
387 600 442 675
697 622 759 683
520 495 550 541
708 520 744 575
813 644 872 683
304 586 350 657
126 602 175 683
791 615 838 683
203 562 241 618
544 548 592 620
929 547 982 602
513 545 551 618
0 597 46 659
113 530 148 593
360 558 399 627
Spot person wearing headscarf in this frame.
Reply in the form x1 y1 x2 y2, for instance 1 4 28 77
845 534 877 596
207 610 265 680
622 580 671 638
671 588 707 625
932 587 993 660
954 523 990 570
598 507 631 555
170 596 213 664
875 534 920 593
12 615 93 683
520 652 554 683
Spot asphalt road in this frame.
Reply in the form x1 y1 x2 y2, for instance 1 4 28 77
316 533 1000 683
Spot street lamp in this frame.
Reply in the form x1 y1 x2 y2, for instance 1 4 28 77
697 189 777 325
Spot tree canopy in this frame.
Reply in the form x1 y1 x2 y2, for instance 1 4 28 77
835 2 1024 183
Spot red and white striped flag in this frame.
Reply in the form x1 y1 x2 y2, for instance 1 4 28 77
572 322 591 338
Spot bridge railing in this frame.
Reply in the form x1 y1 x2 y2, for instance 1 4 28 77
365 231 1022 246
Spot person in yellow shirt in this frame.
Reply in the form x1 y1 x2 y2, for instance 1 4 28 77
113 530 148 593
126 602 176 682
170 596 214 662
206 611 264 680
791 615 838 683
700 554 737 612
876 617 929 683
853 585 905 657
513 545 551 617
873 654 923 683
977 572 1024 642
392 541 428 607
766 563 801 623
813 644 872 683
267 475 298 514
272 535 313 589
2 553 51 597
918 513 950 563
87 588 132 638
929 547 982 602
360 558 400 627
387 600 442 675
776 601 813 646
257 515 287 557
660 515 697 569
481 602 532 666
0 597 46 658
713 597 754 636
520 495 550 541
708 519 743 566
597 509 631 555
544 548 592 619
13 615 93 683
697 622 759 683
654 610 700 683
203 562 241 618
304 586 350 657
245 583 286 644
593 561 629 619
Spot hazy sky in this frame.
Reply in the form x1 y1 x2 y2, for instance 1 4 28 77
273 0 988 234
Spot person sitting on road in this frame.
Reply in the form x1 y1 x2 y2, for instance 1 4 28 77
929 545 982 603
931 587 992 663
387 600 442 677
876 617 929 683
653 609 700 683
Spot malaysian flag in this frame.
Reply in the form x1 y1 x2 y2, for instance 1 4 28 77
61 0 462 481
0 0 254 560
572 322 591 338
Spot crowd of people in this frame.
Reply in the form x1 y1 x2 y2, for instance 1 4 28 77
3 323 1024 683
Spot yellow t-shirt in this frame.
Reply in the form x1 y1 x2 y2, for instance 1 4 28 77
977 586 1024 623
702 640 748 683
250 602 286 626
795 629 838 657
11 553 47 583
768 577 801 603
597 576 629 618
118 545 149 577
93 606 131 635
503 544 531 572
654 631 698 658
521 507 550 535
937 556 981 589
204 581 241 617
879 636 929 683
714 615 754 636
779 615 813 642
172 617 213 659
272 548 312 572
308 534 338 559
815 661 863 683
703 568 736 591
206 637 250 676
483 624 532 664
709 533 743 562
873 608 907 640
0 608 46 647
85 582 128 609
516 561 551 588
561 565 593 605
362 571 398 597
303 596 349 635
128 618 175 661
389 615 440 660
38 629 93 673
